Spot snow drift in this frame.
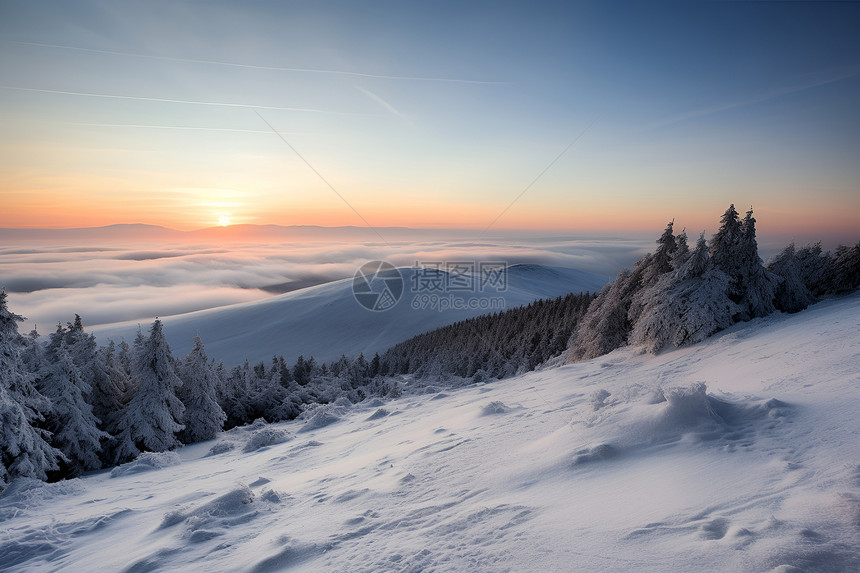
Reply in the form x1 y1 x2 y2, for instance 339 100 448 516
1 292 858 572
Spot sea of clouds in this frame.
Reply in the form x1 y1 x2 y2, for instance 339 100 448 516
1 229 653 333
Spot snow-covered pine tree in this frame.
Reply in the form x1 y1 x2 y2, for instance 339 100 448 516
642 220 677 285
40 336 108 476
629 233 737 353
176 335 226 443
0 291 61 488
221 360 253 428
629 222 679 327
709 204 744 280
828 242 860 293
112 319 185 464
568 253 652 361
767 243 816 313
736 208 779 318
671 229 690 271
709 205 779 320
61 318 125 434
794 242 831 296
118 339 133 377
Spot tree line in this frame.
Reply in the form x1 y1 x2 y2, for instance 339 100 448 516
568 205 859 358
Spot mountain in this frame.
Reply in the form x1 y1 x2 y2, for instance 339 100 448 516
3 291 858 572
0 223 598 244
92 264 609 366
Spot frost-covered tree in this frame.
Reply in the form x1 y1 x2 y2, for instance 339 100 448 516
221 360 253 428
709 205 778 320
767 243 816 313
630 221 681 327
735 208 779 319
40 337 107 476
568 256 651 361
0 291 61 488
93 341 130 426
629 234 737 353
112 319 185 463
642 220 677 285
828 242 860 294
176 335 226 444
794 242 831 296
252 367 289 421
671 229 690 271
709 204 743 278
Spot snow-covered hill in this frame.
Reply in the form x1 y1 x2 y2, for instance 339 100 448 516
92 264 608 366
2 293 858 572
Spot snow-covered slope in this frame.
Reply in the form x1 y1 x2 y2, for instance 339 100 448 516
92 264 608 366
3 293 859 572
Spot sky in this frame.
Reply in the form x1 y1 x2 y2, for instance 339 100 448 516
0 0 859 240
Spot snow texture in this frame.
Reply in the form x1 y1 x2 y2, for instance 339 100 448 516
1 291 859 572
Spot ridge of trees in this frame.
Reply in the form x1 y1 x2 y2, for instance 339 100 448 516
567 205 859 359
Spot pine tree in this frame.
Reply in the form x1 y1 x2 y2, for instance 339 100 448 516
709 204 743 279
176 335 226 444
709 205 778 320
40 338 108 476
0 291 61 488
795 242 831 296
112 319 185 463
630 234 737 353
767 243 816 313
570 253 652 361
736 208 779 318
221 360 252 428
671 229 690 271
828 242 860 293
642 220 677 285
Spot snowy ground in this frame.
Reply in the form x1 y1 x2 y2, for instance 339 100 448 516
2 292 858 572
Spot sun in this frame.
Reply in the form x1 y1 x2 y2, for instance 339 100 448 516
218 215 231 227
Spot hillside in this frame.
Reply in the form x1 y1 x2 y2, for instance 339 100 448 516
91 264 608 366
3 292 858 572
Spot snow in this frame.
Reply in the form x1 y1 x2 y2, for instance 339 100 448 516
90 265 608 367
2 292 859 572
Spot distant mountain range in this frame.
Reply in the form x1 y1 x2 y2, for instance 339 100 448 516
92 264 608 367
0 223 614 244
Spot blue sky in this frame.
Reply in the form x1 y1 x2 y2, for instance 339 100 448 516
1 0 858 241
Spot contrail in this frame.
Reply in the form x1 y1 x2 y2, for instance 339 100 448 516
64 122 286 135
647 66 860 131
356 87 406 119
7 40 507 85
481 119 596 234
0 85 344 114
254 110 390 246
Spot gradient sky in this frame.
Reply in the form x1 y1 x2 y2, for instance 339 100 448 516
1 0 858 240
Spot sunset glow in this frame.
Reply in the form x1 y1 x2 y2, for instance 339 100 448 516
0 1 857 243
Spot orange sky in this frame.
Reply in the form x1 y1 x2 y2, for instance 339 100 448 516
1 2 858 243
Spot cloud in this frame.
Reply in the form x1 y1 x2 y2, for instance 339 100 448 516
1 234 650 333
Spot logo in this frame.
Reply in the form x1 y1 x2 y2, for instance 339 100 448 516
352 260 404 311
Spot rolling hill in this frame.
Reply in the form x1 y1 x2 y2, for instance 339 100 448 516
92 264 608 366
